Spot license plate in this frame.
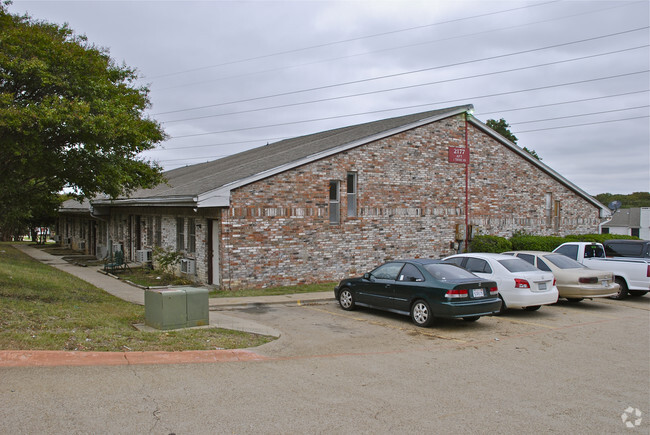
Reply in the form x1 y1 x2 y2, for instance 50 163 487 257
538 282 547 291
473 289 484 298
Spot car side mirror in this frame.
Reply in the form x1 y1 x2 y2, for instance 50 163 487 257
363 273 371 280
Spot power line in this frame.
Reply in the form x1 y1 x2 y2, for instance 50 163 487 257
153 26 648 117
145 1 559 80
152 1 632 92
514 115 649 134
168 70 650 139
160 44 648 124
513 105 649 125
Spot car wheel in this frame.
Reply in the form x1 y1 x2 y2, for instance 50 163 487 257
338 288 355 311
610 278 628 300
410 300 433 327
523 305 541 311
495 295 507 315
566 298 583 303
628 291 648 297
462 316 480 322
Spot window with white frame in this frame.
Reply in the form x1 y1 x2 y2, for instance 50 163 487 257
188 218 196 253
347 172 357 217
329 180 340 224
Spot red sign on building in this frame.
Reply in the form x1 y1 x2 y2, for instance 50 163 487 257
448 147 469 164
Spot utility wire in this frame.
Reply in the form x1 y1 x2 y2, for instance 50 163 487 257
168 70 650 139
513 105 649 125
153 26 649 117
160 45 648 124
514 115 649 134
151 1 636 92
146 1 559 80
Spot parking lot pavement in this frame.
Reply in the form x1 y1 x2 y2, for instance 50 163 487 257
1 296 647 434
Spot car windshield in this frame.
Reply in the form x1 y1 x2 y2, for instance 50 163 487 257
543 254 585 269
424 263 478 281
498 258 539 272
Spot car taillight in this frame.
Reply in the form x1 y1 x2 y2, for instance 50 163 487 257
489 286 498 296
647 265 650 278
553 278 556 286
446 289 469 299
579 277 598 284
514 279 530 289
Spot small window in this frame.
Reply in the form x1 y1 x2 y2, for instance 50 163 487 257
188 218 196 253
154 216 162 247
398 263 424 282
176 217 185 251
517 253 536 266
554 200 561 230
465 257 492 274
536 258 552 272
329 180 340 224
555 244 578 260
347 172 357 217
545 193 553 226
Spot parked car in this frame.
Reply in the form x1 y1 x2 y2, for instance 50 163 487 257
443 253 558 312
502 251 619 301
334 259 502 327
553 242 650 299
603 239 650 259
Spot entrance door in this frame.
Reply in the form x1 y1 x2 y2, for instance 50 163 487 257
208 219 220 286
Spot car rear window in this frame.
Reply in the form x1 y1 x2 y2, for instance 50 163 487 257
497 258 539 272
543 254 584 269
424 263 478 281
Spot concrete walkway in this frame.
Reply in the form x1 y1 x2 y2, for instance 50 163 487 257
3 244 334 367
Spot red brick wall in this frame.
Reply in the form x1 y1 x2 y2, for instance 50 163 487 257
220 114 601 289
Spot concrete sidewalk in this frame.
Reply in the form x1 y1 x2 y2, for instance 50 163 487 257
11 244 334 337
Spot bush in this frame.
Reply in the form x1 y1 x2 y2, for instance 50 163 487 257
510 234 565 252
469 235 512 253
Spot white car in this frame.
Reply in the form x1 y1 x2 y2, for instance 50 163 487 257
443 253 559 312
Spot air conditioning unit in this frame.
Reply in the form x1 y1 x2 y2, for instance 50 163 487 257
136 249 153 263
112 243 123 253
180 258 196 275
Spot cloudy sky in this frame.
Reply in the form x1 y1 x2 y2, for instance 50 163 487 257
11 0 650 196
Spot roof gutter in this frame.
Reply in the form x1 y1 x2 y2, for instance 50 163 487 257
91 196 198 208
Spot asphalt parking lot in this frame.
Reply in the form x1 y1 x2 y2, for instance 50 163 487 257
1 295 648 434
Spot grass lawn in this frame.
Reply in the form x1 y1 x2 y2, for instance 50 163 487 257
0 244 274 352
210 281 336 298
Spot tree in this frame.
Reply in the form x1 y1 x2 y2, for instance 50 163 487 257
486 118 518 144
486 118 542 160
0 3 165 238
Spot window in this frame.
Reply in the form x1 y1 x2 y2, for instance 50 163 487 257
154 216 162 247
517 253 536 266
146 216 154 246
398 263 424 282
554 200 561 230
536 258 552 272
371 262 404 280
176 217 185 251
545 193 553 226
346 172 357 217
555 244 578 260
465 257 492 274
188 218 196 253
329 180 340 224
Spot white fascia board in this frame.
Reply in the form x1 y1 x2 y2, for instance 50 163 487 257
92 196 198 207
469 117 610 217
198 106 473 208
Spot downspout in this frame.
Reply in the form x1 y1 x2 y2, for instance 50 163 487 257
464 111 471 251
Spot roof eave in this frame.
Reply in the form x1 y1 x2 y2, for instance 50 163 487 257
468 117 610 218
198 105 474 208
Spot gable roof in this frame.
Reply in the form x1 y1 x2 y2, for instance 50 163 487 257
88 104 608 215
602 208 643 228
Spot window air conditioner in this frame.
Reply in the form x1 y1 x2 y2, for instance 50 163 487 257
135 249 153 263
180 258 196 274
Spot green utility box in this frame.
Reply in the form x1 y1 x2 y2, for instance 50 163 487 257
145 288 209 330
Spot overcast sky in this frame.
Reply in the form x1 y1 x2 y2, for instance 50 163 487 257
11 0 650 196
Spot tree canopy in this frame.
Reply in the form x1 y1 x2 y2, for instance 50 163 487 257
0 4 165 238
486 117 542 160
595 192 650 208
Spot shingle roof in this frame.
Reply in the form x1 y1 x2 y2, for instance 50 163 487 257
122 105 472 200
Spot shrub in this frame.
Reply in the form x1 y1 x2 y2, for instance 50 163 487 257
510 234 565 251
469 235 512 253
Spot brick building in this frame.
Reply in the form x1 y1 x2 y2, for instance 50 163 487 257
59 105 609 289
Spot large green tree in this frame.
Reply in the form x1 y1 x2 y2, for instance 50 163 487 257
486 117 542 160
0 3 165 238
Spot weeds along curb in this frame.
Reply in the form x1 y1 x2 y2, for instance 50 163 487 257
96 269 172 290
